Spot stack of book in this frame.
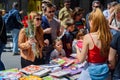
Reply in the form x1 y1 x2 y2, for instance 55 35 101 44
0 68 23 80
19 65 43 75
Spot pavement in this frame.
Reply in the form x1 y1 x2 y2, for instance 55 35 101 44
1 31 21 69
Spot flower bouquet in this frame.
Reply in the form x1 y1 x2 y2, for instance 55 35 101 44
22 16 39 58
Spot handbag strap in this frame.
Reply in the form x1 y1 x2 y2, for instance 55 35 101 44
115 18 118 27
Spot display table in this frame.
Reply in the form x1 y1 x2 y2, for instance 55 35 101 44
0 57 87 80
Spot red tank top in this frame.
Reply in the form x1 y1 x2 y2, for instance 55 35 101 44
88 34 107 63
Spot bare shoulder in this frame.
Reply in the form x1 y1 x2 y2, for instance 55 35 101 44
83 34 90 43
84 34 90 39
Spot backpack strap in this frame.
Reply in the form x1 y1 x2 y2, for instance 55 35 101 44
9 9 17 15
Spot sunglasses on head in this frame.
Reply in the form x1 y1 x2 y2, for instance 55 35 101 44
35 18 42 21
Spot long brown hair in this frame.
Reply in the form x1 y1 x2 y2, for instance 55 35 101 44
29 11 44 52
89 8 112 57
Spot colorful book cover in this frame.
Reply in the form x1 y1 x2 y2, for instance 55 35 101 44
50 70 70 77
20 75 42 80
33 68 51 77
0 68 23 79
19 65 43 74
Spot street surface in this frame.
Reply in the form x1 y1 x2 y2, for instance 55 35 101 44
1 32 21 69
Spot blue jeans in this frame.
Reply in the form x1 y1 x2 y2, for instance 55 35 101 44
0 41 5 70
11 29 20 53
110 29 118 36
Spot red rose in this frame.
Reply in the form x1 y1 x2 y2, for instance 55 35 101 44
29 15 32 20
22 20 28 28
24 16 28 20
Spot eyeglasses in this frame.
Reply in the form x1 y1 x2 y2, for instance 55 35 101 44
35 18 42 21
48 10 54 13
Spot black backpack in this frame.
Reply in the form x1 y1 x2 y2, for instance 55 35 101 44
3 10 17 31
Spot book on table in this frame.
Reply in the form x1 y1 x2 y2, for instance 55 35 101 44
19 65 43 74
50 70 70 77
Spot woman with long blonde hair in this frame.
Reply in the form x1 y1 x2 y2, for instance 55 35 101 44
76 8 112 80
18 11 45 68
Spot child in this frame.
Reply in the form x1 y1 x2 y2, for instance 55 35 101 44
72 29 86 53
50 38 66 60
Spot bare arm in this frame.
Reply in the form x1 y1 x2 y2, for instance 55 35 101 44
76 35 89 63
66 43 71 50
108 47 116 69
43 28 51 34
108 8 115 25
109 25 120 31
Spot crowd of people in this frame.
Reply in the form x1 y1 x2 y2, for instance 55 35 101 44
0 0 120 79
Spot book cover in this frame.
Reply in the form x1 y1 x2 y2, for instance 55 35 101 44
50 70 70 77
33 68 51 77
19 65 43 74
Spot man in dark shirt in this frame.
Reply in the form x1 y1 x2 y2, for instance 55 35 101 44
109 32 120 80
2 2 22 55
41 3 60 63
9 2 22 55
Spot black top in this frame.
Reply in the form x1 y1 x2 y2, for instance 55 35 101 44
110 32 120 79
0 15 7 44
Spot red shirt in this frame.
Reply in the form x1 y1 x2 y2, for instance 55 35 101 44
87 34 107 63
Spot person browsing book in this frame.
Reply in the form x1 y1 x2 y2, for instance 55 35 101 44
72 29 86 53
76 8 112 80
50 38 66 60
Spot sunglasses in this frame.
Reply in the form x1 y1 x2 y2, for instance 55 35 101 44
35 18 42 21
93 6 100 8
48 10 54 13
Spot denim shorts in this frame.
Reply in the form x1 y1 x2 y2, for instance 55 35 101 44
78 62 109 80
